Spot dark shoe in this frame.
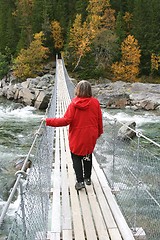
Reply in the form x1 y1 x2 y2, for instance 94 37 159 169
75 182 85 190
84 178 91 185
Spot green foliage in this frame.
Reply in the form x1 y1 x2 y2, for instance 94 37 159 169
0 52 10 79
67 52 106 80
115 12 127 44
92 29 119 69
0 1 19 55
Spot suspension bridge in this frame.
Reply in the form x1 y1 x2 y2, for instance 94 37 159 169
0 57 160 240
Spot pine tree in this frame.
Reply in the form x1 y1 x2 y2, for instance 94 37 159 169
0 1 18 55
132 0 152 75
14 0 35 50
0 52 10 79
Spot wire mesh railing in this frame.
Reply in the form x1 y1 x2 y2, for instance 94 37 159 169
0 69 57 239
95 114 160 240
6 127 53 240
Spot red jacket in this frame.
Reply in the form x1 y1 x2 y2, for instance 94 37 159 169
46 96 103 156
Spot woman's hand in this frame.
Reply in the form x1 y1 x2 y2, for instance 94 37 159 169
41 117 46 122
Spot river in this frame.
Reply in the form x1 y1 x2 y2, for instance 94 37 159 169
0 97 44 237
0 97 159 239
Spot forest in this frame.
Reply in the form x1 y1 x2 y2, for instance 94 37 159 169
0 0 160 83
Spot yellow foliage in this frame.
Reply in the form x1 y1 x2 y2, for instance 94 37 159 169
87 0 110 15
87 0 114 32
69 14 94 63
112 35 141 82
51 20 64 50
13 31 49 79
151 53 160 71
123 12 132 23
101 8 116 30
68 0 115 69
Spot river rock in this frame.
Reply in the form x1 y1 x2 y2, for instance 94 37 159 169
18 88 35 105
96 81 160 111
117 121 136 141
15 158 32 171
34 91 51 109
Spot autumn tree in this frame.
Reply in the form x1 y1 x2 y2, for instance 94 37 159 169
51 21 64 51
150 53 160 76
112 35 141 82
87 0 117 71
68 0 117 71
68 14 95 70
13 31 49 79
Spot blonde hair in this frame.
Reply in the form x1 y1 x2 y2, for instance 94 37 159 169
75 80 92 97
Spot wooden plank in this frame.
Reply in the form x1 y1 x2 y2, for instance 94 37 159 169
60 127 72 230
51 128 61 237
49 232 60 240
91 170 122 240
109 228 123 240
67 159 86 240
92 155 135 240
91 169 119 229
62 230 72 240
64 129 86 240
79 189 97 240
86 185 110 240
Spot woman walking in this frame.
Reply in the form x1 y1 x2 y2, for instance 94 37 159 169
45 80 103 190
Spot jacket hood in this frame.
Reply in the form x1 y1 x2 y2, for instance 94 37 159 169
72 97 92 110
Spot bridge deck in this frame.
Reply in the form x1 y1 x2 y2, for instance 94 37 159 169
47 60 135 240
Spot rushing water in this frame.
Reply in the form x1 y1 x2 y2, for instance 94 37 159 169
0 98 44 217
0 98 159 238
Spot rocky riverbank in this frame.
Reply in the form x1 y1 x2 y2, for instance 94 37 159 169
0 73 55 110
93 81 160 111
0 72 160 111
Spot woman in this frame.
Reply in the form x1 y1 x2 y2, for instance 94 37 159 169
45 80 103 190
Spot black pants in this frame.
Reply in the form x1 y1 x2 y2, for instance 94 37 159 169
71 152 92 183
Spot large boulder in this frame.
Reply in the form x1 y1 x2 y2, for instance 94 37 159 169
34 91 51 109
18 88 35 106
117 121 136 141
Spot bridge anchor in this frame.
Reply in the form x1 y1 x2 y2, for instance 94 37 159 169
132 227 146 240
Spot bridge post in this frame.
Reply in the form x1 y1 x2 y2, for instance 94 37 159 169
111 118 120 195
132 132 146 240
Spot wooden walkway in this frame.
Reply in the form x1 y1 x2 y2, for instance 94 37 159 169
47 60 135 240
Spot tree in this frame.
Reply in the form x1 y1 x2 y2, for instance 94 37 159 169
14 0 35 50
0 1 19 55
92 30 118 70
68 0 116 70
87 0 117 72
13 32 49 79
0 52 10 79
51 21 64 51
68 14 94 70
112 35 141 82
